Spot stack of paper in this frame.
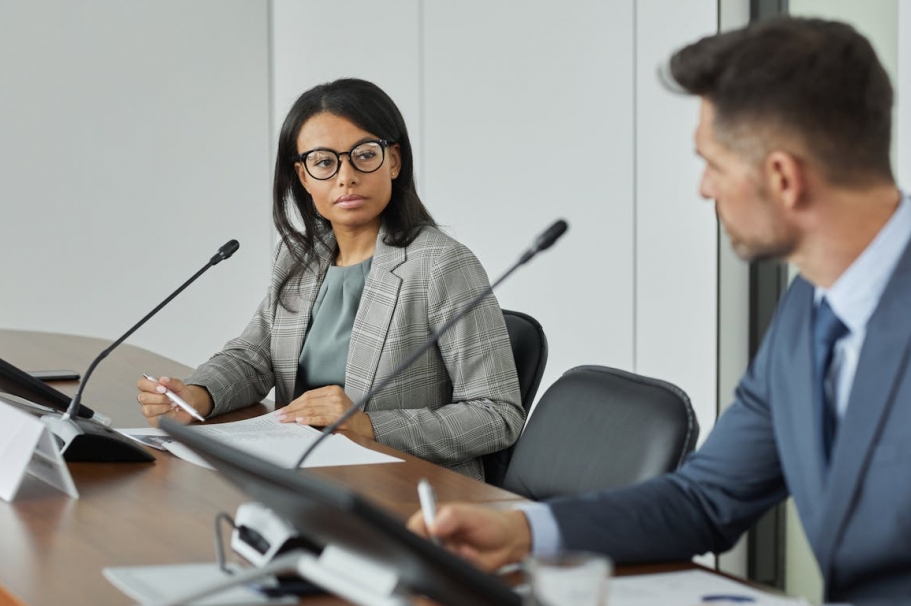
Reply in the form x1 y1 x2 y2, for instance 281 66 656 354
118 414 402 469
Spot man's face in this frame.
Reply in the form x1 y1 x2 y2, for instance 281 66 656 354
695 100 798 262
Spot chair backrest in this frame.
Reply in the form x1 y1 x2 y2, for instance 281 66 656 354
482 309 548 487
501 365 699 501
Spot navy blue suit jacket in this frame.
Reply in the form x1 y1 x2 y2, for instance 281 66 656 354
549 240 911 604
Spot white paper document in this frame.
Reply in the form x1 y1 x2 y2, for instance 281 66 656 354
609 569 810 605
118 415 402 469
103 562 297 606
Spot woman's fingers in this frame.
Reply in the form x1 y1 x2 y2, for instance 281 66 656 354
276 386 351 424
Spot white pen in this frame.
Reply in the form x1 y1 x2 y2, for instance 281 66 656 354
417 478 440 545
142 374 206 422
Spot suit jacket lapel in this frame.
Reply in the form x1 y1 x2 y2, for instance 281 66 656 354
344 225 405 406
769 277 831 556
814 241 911 576
778 280 829 506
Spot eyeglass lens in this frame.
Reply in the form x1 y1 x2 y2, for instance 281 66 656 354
304 141 385 179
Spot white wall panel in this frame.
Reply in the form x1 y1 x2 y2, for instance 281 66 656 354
899 1 911 189
2 0 723 435
635 0 719 435
422 1 637 396
252 0 721 419
0 0 273 368
270 1 422 191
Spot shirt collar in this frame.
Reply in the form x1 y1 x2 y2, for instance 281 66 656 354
815 192 911 333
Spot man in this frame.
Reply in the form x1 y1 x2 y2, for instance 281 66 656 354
408 17 911 605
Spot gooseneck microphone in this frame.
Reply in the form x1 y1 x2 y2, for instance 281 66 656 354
43 240 240 463
294 220 568 468
519 219 568 264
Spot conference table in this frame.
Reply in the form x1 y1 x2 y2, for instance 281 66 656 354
0 329 695 605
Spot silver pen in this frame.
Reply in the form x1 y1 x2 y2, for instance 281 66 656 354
418 478 440 545
142 374 205 422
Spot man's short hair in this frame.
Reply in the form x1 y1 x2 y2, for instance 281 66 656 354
669 17 894 185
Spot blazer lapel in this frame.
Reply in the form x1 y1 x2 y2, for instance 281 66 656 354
814 242 911 576
275 237 333 404
344 225 405 406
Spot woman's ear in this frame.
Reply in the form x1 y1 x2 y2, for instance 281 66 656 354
388 143 402 179
294 162 312 194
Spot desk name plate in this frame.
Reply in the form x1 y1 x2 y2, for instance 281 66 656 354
0 397 79 501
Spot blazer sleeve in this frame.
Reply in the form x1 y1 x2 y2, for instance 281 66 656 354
367 240 525 469
547 308 789 562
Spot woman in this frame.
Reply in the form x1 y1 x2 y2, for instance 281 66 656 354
136 78 523 479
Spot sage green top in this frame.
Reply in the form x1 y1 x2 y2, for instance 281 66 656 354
295 257 372 396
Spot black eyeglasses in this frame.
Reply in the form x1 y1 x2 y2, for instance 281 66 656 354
295 139 393 180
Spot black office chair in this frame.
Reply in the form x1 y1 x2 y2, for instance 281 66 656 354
482 309 548 487
501 365 699 501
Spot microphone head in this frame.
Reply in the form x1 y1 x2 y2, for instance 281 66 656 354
211 239 240 265
536 219 568 252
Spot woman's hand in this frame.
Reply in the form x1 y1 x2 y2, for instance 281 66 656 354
406 503 533 572
136 376 212 427
275 385 375 440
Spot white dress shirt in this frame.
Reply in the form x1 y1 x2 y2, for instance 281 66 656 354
818 194 911 419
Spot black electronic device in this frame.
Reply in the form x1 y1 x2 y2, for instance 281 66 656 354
0 357 95 419
28 369 81 382
161 417 521 606
0 356 153 462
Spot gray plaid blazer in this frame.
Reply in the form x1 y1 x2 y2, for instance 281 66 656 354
188 225 524 479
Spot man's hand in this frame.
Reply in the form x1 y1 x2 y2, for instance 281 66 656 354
406 503 532 571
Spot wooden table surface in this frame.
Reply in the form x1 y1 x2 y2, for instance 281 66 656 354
0 329 693 605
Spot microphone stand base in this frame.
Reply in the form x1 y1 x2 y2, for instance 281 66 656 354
41 415 155 463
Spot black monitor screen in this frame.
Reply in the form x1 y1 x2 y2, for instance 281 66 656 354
0 356 73 413
161 418 521 606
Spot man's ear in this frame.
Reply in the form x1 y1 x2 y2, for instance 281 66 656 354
764 150 805 210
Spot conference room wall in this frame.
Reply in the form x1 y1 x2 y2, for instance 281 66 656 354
272 0 720 435
0 0 275 369
1 0 721 439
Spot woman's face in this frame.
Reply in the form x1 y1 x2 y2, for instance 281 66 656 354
294 112 401 234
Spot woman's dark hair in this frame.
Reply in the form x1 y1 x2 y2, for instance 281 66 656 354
669 17 894 185
273 78 436 279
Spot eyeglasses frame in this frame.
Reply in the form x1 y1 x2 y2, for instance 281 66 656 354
294 139 394 181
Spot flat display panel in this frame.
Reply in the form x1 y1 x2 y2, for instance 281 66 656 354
0 356 74 413
161 418 521 606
